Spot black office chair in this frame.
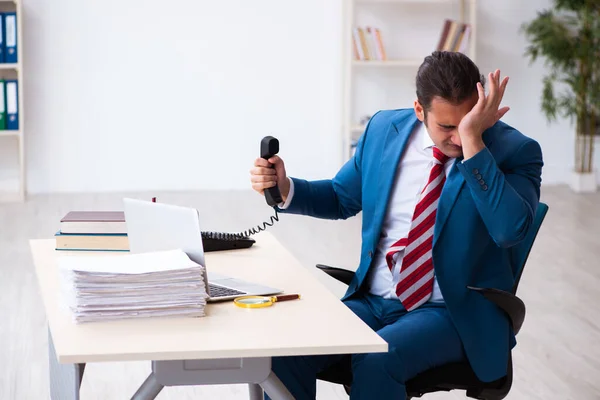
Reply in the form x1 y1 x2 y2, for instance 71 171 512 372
315 202 549 400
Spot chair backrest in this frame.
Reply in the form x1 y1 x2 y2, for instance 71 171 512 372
510 202 548 294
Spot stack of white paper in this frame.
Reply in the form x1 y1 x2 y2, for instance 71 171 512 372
58 249 209 323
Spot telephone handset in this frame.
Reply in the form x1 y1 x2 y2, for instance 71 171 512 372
260 136 284 207
233 136 282 238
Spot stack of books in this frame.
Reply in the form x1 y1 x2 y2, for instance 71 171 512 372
436 19 471 54
58 248 209 323
55 211 129 252
352 26 387 61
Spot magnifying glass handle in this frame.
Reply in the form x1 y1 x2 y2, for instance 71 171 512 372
273 294 301 302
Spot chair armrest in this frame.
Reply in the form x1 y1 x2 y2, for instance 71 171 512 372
316 264 355 286
467 286 525 334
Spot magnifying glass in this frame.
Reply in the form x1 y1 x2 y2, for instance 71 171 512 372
234 294 301 309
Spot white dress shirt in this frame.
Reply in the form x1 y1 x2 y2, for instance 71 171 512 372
279 122 454 304
366 122 454 302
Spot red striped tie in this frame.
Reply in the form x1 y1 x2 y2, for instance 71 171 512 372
385 147 450 311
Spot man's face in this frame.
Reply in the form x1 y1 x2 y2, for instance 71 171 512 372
413 94 478 159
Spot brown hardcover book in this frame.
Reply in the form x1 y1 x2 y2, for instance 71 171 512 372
60 211 127 234
443 21 459 51
436 19 452 51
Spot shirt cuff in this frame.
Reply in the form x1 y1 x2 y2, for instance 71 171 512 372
277 177 294 209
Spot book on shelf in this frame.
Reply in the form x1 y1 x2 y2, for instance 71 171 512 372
436 19 471 54
352 26 387 61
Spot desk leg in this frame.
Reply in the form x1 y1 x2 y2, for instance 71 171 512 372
131 357 293 400
249 383 263 400
260 370 294 400
131 372 164 400
48 329 85 400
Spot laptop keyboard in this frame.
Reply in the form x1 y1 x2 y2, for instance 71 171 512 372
208 283 246 298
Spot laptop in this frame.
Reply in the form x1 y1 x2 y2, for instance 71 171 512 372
122 198 282 302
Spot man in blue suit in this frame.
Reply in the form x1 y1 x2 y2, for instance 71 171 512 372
250 51 543 399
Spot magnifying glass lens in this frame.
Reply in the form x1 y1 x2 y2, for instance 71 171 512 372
238 297 269 305
234 294 300 309
234 296 274 308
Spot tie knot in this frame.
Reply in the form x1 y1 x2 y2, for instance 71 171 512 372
433 147 449 164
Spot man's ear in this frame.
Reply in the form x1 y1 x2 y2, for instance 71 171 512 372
413 99 425 122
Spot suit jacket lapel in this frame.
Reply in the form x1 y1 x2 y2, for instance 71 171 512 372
372 116 419 240
433 130 494 248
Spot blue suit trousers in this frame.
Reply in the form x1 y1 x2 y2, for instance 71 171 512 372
265 292 467 399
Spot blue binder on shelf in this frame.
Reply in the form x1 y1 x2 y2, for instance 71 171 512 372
0 79 6 130
0 14 5 64
4 12 16 64
6 80 18 130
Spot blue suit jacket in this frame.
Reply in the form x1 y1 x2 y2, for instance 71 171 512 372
276 108 543 383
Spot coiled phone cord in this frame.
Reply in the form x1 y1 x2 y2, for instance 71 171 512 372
151 196 280 239
236 207 280 238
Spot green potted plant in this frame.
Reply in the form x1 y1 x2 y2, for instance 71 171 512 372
521 0 600 192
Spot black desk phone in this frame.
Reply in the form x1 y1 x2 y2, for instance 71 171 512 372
192 136 282 252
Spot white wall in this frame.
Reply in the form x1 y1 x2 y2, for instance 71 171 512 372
16 0 345 193
0 0 595 193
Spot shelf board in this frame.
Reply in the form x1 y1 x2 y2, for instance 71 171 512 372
352 59 422 67
0 130 20 137
355 0 473 3
0 63 18 70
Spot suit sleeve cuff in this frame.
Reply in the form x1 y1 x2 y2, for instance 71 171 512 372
456 147 495 193
277 177 294 209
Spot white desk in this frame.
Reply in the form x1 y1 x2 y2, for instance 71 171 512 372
32 232 387 399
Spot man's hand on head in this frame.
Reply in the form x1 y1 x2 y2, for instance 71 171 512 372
458 69 510 160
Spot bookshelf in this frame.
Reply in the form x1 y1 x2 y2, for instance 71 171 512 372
352 59 422 67
341 0 477 163
0 0 23 202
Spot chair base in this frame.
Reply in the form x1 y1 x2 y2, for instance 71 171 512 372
405 359 511 400
317 354 512 400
